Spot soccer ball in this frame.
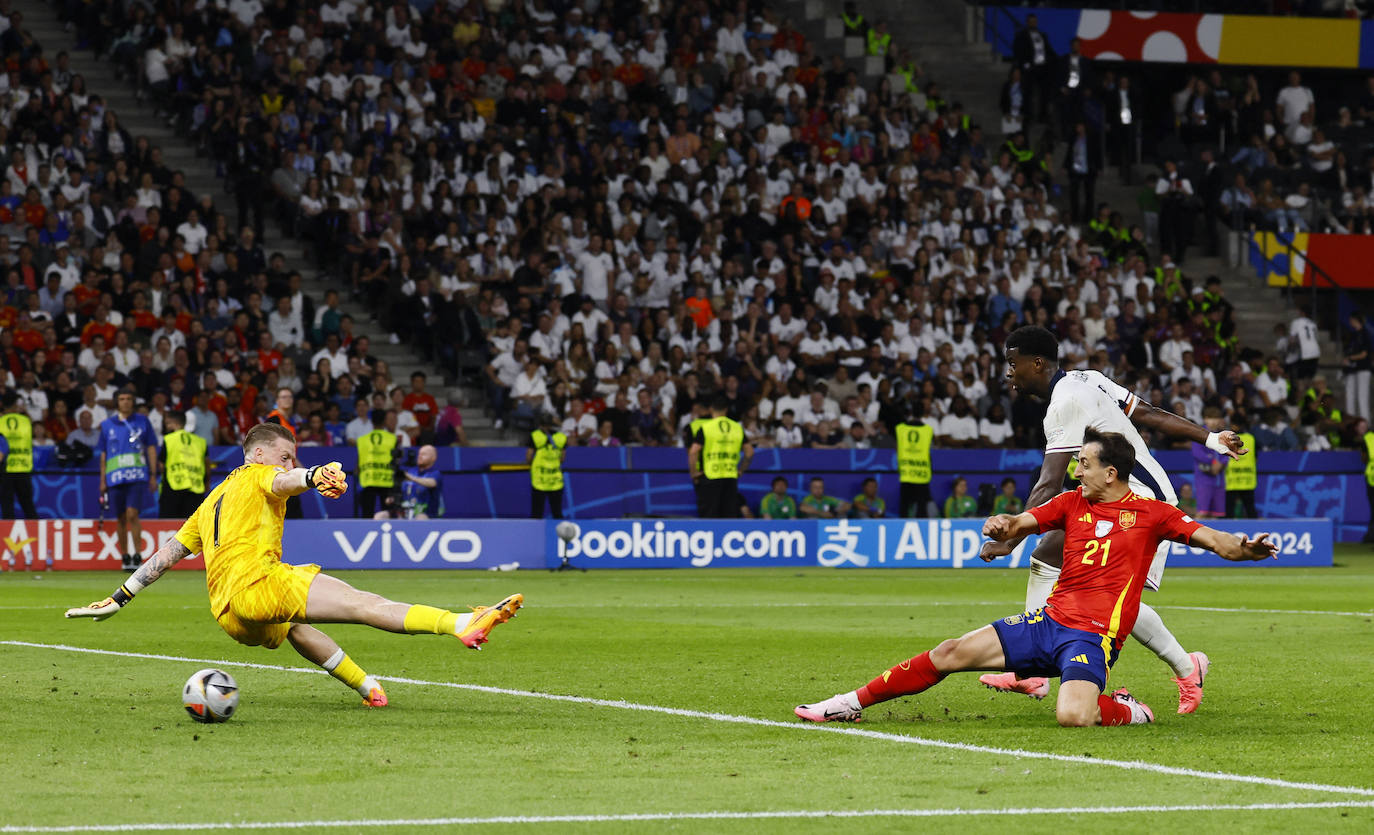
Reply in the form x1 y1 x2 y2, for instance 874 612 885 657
183 669 239 723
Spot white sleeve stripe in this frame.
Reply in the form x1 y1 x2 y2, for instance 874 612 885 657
1045 445 1083 453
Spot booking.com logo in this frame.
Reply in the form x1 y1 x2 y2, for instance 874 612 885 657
561 521 808 567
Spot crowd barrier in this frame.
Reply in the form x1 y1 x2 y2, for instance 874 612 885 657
981 6 1374 69
13 517 1331 571
16 447 1370 541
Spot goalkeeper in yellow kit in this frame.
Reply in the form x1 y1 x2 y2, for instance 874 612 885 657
65 423 523 707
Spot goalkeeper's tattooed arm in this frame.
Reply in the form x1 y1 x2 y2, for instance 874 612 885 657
65 539 194 620
130 539 194 589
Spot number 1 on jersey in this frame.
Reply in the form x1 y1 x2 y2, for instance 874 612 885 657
1082 538 1111 566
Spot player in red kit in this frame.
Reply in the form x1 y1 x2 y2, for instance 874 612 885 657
795 428 1276 727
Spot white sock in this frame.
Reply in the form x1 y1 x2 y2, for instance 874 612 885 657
1131 603 1194 678
357 675 381 697
321 649 345 672
450 613 473 635
1025 558 1060 612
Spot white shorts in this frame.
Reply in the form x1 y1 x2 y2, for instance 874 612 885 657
1145 540 1168 592
1128 473 1175 593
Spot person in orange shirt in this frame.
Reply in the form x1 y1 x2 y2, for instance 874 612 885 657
684 284 714 331
779 182 812 222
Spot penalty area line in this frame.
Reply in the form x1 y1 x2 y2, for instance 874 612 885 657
2 801 1373 832
7 640 1374 800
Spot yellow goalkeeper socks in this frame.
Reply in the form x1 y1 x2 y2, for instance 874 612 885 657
402 604 471 636
321 649 367 691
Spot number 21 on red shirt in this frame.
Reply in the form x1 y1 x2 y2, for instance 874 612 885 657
1082 538 1111 566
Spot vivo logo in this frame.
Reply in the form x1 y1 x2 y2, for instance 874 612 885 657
331 522 483 564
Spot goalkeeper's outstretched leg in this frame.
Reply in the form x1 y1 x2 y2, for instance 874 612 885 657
302 572 524 650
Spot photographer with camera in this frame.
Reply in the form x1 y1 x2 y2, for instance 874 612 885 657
385 444 442 519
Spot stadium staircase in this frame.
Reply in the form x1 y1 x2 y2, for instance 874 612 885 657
19 2 502 443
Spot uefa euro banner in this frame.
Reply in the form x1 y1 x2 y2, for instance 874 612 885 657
983 7 1374 69
8 518 1330 571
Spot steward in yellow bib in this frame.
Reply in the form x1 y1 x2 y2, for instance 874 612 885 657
896 413 934 517
356 410 398 518
527 417 568 519
0 392 36 520
160 411 208 519
1223 419 1257 518
841 2 866 36
866 21 891 58
688 396 753 518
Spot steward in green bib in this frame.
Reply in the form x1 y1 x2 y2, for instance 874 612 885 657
527 416 568 519
1223 420 1257 518
688 396 752 518
896 413 933 517
841 2 866 36
356 410 397 518
866 21 891 57
159 411 208 519
0 392 36 519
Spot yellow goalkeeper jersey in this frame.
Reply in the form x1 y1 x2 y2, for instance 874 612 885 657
175 463 288 618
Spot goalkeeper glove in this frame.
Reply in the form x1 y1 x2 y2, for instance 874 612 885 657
65 582 138 620
306 461 348 499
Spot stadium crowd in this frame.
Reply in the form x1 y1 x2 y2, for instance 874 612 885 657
0 0 1336 466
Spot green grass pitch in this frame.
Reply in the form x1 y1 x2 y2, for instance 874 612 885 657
2 548 1373 833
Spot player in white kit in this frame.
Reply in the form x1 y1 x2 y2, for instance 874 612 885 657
979 326 1248 714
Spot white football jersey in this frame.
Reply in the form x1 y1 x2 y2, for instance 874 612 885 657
1042 369 1177 505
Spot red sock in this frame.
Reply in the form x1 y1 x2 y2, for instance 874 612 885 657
1097 695 1132 726
855 651 946 707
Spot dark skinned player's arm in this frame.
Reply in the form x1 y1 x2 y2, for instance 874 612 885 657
980 450 1074 560
1129 399 1246 458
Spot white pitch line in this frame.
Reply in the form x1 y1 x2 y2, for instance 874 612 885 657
1154 605 1373 618
3 801 1373 832
9 601 1374 618
6 640 1373 799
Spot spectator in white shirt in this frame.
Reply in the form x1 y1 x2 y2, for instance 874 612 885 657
1275 70 1315 128
774 409 804 448
978 403 1015 447
268 296 304 347
1157 323 1192 373
175 209 209 254
937 397 980 447
311 334 349 378
561 398 598 444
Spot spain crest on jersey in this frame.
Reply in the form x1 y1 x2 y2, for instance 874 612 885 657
1119 510 1137 529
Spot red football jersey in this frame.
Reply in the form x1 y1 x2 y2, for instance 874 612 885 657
1028 488 1201 644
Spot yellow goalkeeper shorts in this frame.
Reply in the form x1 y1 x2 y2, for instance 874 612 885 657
215 562 322 649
